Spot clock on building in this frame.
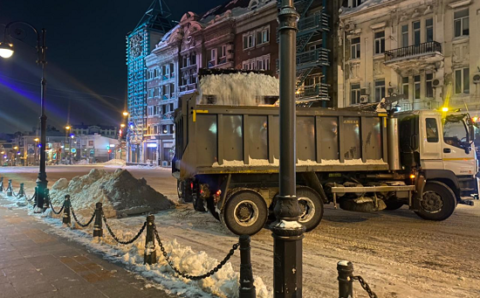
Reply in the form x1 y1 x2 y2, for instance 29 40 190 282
130 32 144 57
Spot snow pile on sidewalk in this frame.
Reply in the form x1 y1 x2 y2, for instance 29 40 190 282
49 168 174 218
42 215 272 298
198 72 278 106
103 159 127 166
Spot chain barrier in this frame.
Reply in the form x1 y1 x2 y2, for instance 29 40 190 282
153 224 239 280
28 192 35 201
102 211 147 245
50 201 65 215
352 276 378 298
71 207 95 228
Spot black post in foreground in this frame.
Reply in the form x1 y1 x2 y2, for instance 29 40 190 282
337 261 354 298
0 177 3 191
272 0 303 297
93 202 103 238
239 235 256 298
7 179 12 196
144 214 157 265
63 195 71 226
18 183 25 197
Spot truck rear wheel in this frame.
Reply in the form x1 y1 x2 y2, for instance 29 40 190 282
221 190 267 235
415 181 456 221
297 186 324 232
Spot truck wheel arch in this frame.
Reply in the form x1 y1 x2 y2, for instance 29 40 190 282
422 170 460 201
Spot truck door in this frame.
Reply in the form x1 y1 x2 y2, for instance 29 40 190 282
442 115 476 176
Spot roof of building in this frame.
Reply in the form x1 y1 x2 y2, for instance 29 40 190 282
200 0 251 20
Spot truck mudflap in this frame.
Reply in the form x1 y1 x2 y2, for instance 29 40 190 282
412 174 426 210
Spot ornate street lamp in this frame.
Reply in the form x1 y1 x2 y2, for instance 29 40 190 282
272 1 304 297
0 21 48 213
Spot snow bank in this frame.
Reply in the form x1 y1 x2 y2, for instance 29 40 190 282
198 72 279 106
39 214 272 298
49 168 174 218
103 159 127 166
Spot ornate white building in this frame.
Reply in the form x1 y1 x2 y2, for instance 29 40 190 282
338 0 480 112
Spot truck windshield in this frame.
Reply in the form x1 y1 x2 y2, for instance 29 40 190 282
443 119 468 148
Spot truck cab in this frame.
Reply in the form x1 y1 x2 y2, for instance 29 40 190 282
398 110 479 207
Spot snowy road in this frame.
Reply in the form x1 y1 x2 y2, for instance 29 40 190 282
1 165 480 297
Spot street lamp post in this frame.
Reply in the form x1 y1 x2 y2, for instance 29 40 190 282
0 21 48 212
272 1 304 297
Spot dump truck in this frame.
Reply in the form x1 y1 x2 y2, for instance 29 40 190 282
173 76 478 236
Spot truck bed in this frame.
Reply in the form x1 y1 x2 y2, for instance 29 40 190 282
174 95 390 178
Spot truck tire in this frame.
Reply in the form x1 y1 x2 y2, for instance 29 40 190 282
415 181 456 221
297 186 324 232
177 180 185 202
221 190 268 235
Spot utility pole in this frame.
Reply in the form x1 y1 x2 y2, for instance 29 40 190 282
272 1 304 297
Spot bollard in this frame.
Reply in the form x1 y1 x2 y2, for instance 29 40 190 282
7 179 12 196
0 177 3 191
63 195 71 226
93 202 103 238
337 260 354 298
239 235 256 298
144 214 157 265
18 183 25 197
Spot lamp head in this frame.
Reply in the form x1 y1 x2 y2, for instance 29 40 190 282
123 111 129 117
0 42 14 59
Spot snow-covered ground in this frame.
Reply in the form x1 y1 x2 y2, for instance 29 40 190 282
1 166 480 297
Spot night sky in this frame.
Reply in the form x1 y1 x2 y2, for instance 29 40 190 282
0 0 227 133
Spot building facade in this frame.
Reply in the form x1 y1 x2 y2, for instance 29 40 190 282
126 0 173 164
71 124 117 139
338 0 480 112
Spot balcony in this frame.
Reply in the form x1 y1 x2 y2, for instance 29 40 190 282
297 48 329 70
295 83 330 102
384 41 443 70
179 83 197 93
298 12 328 35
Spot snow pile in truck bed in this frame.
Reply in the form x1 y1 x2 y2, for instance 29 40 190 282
198 72 279 106
49 168 174 218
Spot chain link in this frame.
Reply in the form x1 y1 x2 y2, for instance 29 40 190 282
153 225 239 280
352 276 378 298
71 207 95 227
102 211 147 245
27 192 35 201
50 201 65 215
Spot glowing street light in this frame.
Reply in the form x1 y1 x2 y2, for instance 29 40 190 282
123 111 129 117
34 138 39 142
441 107 449 112
120 124 125 128
0 42 14 58
65 125 71 130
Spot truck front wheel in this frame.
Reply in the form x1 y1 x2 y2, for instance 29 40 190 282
415 181 456 221
297 186 324 232
221 190 268 235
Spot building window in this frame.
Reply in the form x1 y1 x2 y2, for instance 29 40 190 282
351 84 361 104
257 27 270 45
413 21 421 46
374 31 385 55
243 32 255 49
402 77 409 97
401 25 408 47
414 75 421 99
426 73 433 98
211 49 216 62
426 118 439 143
350 0 362 8
426 18 433 42
170 125 175 134
162 125 168 134
220 45 226 58
257 60 264 70
148 89 154 98
375 80 385 102
455 68 469 94
351 37 360 59
454 9 469 38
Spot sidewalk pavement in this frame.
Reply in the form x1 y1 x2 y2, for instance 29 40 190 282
0 198 176 298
